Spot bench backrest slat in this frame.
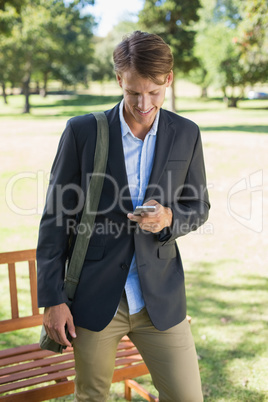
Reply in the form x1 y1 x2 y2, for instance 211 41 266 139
8 263 19 319
0 249 36 264
29 259 39 316
0 249 41 334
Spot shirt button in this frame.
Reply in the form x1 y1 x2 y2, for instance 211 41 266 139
121 263 129 271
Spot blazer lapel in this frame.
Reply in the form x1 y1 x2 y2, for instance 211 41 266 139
106 104 134 213
144 109 176 201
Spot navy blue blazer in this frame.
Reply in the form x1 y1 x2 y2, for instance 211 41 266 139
37 103 210 331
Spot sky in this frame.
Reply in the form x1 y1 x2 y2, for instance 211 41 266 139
86 0 144 37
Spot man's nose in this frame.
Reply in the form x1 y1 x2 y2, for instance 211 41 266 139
137 95 150 111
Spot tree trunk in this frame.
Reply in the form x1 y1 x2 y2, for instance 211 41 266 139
227 96 238 108
2 82 8 104
170 75 176 112
240 86 245 99
101 81 105 96
201 87 208 98
40 71 48 97
22 73 31 113
35 81 40 94
61 82 67 92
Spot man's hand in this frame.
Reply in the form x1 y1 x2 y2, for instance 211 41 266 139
43 303 76 347
127 200 173 233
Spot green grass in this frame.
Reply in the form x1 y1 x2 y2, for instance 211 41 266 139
0 84 268 401
0 92 122 119
185 260 268 401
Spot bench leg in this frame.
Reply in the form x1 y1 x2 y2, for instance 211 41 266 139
124 379 159 402
124 379 132 401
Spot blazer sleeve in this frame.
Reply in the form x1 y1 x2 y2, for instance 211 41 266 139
36 120 82 307
159 127 210 242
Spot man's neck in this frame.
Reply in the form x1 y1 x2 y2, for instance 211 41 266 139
123 109 153 141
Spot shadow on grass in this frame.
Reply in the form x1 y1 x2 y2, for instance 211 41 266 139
31 94 123 118
200 342 267 401
185 260 268 401
200 125 268 134
0 94 123 118
32 94 122 109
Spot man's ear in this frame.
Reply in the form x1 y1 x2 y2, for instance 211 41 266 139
116 73 123 88
166 71 173 87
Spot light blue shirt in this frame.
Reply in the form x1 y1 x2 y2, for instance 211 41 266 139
119 100 159 314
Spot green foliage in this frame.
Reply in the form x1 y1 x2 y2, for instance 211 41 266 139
0 0 25 10
139 0 201 73
0 0 28 33
236 0 268 85
50 4 95 86
139 0 201 110
0 0 96 111
212 0 241 26
88 20 138 83
189 0 268 102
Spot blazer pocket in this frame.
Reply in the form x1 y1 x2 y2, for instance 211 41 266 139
166 160 188 170
85 245 105 261
158 243 177 259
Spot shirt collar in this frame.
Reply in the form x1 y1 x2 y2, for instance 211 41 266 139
119 99 159 138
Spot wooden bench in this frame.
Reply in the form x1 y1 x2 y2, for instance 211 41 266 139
0 249 158 402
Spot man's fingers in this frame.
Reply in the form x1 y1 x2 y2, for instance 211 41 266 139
44 324 68 346
127 210 159 222
140 223 161 233
127 200 172 233
67 316 77 339
59 326 72 347
43 303 75 347
143 200 159 207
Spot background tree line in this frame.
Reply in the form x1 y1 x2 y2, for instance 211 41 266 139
0 0 95 112
0 0 267 112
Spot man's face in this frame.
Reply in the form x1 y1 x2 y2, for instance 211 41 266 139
117 69 173 137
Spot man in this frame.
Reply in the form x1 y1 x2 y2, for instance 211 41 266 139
37 31 210 401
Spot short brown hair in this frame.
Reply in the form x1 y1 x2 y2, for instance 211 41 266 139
113 31 173 85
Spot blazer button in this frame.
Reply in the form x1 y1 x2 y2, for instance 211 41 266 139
121 263 129 271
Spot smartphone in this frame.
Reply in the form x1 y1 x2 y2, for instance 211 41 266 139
133 206 156 215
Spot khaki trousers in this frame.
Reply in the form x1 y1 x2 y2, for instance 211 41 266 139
73 296 203 402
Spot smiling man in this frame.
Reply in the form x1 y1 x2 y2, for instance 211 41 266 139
116 69 173 139
37 31 210 401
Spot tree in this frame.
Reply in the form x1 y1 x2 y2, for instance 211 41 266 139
186 0 214 98
88 20 138 87
192 20 246 106
39 0 95 95
0 0 26 10
0 0 95 111
139 0 201 111
190 0 268 106
237 0 268 86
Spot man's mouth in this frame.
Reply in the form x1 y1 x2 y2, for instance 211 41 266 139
136 107 154 115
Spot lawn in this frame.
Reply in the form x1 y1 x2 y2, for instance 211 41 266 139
0 84 267 401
